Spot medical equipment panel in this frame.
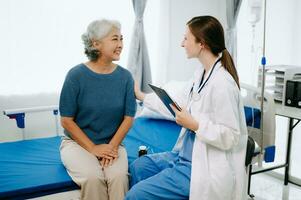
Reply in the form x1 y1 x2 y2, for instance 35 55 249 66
285 80 301 108
258 65 301 104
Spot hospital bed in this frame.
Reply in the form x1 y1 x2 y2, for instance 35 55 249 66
241 83 276 198
0 106 181 199
0 84 276 199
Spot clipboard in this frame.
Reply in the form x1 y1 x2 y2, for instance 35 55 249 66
148 84 181 117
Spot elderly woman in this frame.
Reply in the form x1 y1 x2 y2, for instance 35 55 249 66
59 19 136 200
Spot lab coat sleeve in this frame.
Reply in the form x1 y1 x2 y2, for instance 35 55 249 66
195 83 240 150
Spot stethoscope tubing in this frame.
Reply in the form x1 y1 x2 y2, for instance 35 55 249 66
188 58 221 103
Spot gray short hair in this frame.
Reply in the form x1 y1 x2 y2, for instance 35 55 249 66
81 19 121 61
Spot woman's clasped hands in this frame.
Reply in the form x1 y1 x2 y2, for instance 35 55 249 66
90 143 118 168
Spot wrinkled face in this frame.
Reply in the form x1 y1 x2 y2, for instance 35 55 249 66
181 26 202 58
94 27 123 61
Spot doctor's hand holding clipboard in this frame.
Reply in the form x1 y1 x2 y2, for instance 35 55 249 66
170 104 199 131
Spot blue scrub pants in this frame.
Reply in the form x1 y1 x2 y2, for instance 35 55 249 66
124 151 191 200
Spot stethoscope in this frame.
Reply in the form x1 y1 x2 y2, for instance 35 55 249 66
188 58 221 103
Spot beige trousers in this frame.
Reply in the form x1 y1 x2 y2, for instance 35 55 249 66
60 138 129 200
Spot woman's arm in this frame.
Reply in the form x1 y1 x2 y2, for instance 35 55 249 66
100 116 134 167
134 82 146 101
61 117 94 151
109 116 134 148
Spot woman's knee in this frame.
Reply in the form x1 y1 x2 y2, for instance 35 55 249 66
107 170 128 184
82 175 101 185
76 168 104 185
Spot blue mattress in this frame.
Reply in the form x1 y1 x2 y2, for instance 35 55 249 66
123 117 181 163
0 117 181 199
0 136 78 199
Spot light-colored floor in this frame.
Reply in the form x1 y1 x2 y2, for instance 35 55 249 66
29 173 301 200
249 173 301 200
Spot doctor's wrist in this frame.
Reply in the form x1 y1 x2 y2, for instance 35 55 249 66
190 120 199 132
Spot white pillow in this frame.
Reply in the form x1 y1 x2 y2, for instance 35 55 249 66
138 106 173 120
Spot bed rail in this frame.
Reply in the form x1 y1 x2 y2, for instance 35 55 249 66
3 105 59 139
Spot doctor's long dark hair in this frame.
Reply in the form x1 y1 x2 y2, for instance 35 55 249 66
187 16 240 89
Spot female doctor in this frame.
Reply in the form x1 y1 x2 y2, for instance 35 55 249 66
125 16 248 200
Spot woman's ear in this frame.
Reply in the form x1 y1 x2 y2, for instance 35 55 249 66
199 42 204 49
92 40 102 49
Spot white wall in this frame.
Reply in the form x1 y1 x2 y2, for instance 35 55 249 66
291 0 301 64
154 0 227 85
0 0 135 96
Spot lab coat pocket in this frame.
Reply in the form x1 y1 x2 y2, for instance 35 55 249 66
208 149 234 199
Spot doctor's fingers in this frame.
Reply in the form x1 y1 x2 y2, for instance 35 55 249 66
171 104 188 119
170 104 181 115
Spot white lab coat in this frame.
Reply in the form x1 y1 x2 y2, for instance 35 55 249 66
143 61 248 200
